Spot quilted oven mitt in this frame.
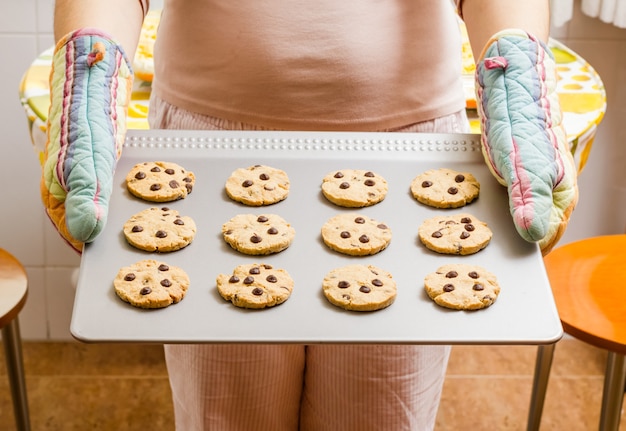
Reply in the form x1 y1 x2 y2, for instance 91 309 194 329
41 28 133 253
475 29 578 255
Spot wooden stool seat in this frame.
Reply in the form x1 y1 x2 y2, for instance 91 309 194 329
531 235 626 431
0 248 31 430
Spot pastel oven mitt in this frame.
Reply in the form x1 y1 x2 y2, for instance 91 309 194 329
475 29 578 255
41 29 132 253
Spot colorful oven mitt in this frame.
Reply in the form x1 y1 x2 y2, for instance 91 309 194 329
475 29 578 255
41 28 133 253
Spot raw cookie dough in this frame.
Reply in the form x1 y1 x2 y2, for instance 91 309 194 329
225 164 290 206
418 213 492 255
123 207 197 252
222 213 295 255
321 213 392 256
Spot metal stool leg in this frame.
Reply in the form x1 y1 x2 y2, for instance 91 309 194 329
527 343 556 431
2 317 31 431
599 352 626 431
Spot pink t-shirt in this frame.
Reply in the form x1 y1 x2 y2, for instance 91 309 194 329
152 0 465 131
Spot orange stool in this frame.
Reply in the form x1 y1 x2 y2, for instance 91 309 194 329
0 248 31 431
527 235 626 431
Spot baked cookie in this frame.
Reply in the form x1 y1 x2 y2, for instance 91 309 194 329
321 213 392 256
216 263 294 309
222 214 295 255
126 161 195 202
424 263 500 310
321 169 388 207
410 168 480 208
113 260 190 309
225 165 290 206
418 213 492 255
123 207 197 252
322 265 396 311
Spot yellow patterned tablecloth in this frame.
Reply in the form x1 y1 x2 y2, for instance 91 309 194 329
20 12 605 174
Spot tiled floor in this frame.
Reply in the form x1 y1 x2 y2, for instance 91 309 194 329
0 338 624 430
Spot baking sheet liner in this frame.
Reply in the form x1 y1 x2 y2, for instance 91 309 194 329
71 130 562 345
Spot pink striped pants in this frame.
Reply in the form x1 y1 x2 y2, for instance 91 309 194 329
149 96 469 431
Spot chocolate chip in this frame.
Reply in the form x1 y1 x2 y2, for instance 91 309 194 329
183 177 192 183
140 287 152 295
432 231 443 238
455 174 465 183
266 275 277 283
242 180 253 187
263 264 273 269
447 187 458 195
229 276 239 283
250 234 262 243
150 184 161 191
169 180 179 189
364 180 375 186
150 167 161 172
340 231 351 239
372 279 383 286
334 172 344 178
472 283 484 291
158 264 169 271
259 173 270 180
339 182 350 189
156 230 167 238
174 219 184 225
359 286 371 293
185 183 193 193
243 276 254 284
468 271 479 279
257 215 269 222
124 273 136 281
443 284 455 292
354 217 365 224
461 217 472 223
446 271 458 278
134 172 146 180
267 227 278 235
131 225 143 233
460 231 470 239
465 224 475 231
161 279 172 287
338 281 350 289
252 287 263 296
364 172 375 177
359 235 370 243
377 224 388 229
165 168 175 175
249 267 261 275
422 180 433 188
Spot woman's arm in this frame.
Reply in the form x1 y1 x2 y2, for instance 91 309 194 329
54 0 146 55
459 0 550 59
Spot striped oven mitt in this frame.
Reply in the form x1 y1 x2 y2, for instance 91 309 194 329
41 29 133 253
476 29 578 255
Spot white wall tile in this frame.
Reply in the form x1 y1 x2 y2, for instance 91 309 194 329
45 267 78 341
0 0 37 33
36 0 54 34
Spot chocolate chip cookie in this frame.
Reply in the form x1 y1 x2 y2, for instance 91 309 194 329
123 207 197 252
322 264 397 311
222 213 295 255
424 263 500 310
321 169 388 207
410 168 480 208
113 259 190 309
321 213 392 256
216 263 294 309
225 164 290 206
418 213 492 255
126 161 195 202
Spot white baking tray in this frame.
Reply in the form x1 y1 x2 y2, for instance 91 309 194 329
71 130 562 345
